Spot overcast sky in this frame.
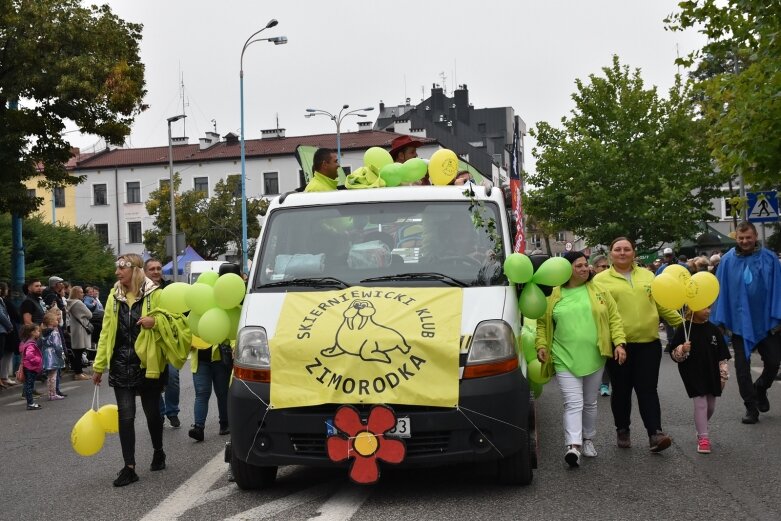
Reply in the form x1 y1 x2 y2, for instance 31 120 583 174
67 0 705 172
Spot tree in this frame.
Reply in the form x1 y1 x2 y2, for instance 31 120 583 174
0 0 146 216
144 175 269 262
666 1 781 189
0 214 116 285
526 56 727 249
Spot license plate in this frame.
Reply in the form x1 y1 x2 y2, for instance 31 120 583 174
326 417 411 438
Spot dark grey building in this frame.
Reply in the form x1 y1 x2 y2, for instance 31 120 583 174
374 84 526 182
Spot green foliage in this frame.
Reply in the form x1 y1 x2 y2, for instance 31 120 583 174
144 175 269 262
0 0 146 216
666 1 781 189
527 56 727 250
0 214 116 285
462 186 502 256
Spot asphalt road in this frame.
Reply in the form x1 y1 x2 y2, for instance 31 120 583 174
1 348 779 521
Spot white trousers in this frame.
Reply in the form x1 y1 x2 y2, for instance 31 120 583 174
555 367 604 446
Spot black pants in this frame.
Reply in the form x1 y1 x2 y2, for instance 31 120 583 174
732 333 781 409
606 340 663 436
114 386 164 467
71 348 84 375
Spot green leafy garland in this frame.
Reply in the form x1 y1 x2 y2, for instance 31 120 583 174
463 185 503 257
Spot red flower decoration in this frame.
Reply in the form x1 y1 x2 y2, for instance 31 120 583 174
326 405 406 484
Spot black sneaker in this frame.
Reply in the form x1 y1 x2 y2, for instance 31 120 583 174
167 415 181 429
742 407 760 424
188 425 204 442
755 384 770 413
113 466 139 487
219 425 230 436
150 449 166 471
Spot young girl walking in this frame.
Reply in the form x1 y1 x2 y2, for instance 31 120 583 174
668 306 731 454
40 311 66 401
19 324 43 410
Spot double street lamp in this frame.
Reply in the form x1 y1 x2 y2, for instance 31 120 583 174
304 105 374 162
239 19 287 275
167 113 186 282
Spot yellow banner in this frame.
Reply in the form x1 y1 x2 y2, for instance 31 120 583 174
270 287 462 409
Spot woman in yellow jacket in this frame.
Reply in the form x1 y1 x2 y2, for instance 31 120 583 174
594 237 683 453
536 251 627 468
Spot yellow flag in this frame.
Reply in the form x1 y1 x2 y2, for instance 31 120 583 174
270 287 462 409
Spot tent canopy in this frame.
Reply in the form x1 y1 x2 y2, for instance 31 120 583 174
162 246 205 275
678 222 736 256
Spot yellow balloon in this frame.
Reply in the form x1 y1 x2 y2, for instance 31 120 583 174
71 409 106 457
192 335 211 349
686 272 720 311
664 264 691 286
97 404 119 434
428 149 459 185
651 273 686 310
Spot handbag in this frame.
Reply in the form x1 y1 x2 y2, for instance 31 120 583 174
75 317 94 335
15 363 25 383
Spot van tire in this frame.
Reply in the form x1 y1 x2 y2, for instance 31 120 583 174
497 430 533 486
231 452 277 490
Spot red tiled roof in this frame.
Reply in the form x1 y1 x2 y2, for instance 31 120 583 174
72 130 436 170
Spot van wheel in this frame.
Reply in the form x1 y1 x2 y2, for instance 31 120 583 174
497 430 533 486
231 451 277 490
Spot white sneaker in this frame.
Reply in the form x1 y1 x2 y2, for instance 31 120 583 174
582 439 597 457
565 446 581 468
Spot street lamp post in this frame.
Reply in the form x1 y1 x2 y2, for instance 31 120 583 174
240 20 287 275
167 114 186 282
305 105 374 162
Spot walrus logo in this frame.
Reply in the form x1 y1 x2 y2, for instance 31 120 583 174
320 299 411 363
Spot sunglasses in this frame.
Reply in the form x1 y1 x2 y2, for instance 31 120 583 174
115 259 136 269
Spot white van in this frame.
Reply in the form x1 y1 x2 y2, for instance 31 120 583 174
186 260 225 284
229 185 535 489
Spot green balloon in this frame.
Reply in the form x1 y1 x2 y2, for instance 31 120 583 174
187 312 202 337
401 158 428 182
226 306 241 340
197 271 219 286
504 253 534 284
186 283 216 315
198 308 230 345
530 381 544 398
527 359 551 384
213 273 245 310
519 282 547 320
521 326 537 364
380 163 404 187
159 282 190 314
364 146 393 172
532 257 573 286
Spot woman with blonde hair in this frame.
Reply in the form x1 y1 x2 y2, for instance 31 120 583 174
92 254 169 487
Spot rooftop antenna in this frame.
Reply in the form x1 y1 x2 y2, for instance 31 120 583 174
440 72 447 95
179 69 189 136
211 119 217 133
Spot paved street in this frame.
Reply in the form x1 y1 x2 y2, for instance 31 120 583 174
1 350 779 521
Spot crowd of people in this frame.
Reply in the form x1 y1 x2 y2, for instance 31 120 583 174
536 222 780 468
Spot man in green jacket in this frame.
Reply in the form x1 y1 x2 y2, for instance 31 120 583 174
304 148 339 192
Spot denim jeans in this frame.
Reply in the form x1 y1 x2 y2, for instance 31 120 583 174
159 363 180 417
115 386 164 467
192 360 230 429
23 369 38 405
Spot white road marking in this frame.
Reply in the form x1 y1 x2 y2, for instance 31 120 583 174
222 483 332 521
191 484 236 509
139 450 226 521
306 484 371 521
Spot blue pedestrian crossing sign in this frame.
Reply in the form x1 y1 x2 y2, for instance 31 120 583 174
747 191 779 223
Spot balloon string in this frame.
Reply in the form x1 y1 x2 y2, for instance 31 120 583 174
92 384 100 411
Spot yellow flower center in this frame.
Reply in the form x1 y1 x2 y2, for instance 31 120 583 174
353 431 378 456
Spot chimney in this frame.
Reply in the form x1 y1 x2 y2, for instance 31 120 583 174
199 131 220 151
379 100 385 113
260 128 285 139
171 136 189 146
454 84 470 124
431 84 445 112
224 132 239 145
357 121 372 131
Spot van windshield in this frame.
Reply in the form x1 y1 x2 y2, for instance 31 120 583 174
252 200 507 290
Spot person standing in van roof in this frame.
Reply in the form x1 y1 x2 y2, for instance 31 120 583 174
305 148 340 192
536 251 626 468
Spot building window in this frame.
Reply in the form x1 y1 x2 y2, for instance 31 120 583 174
478 123 486 133
194 177 209 197
298 169 306 189
93 223 109 245
93 184 107 206
27 189 36 199
53 187 65 207
227 175 242 198
126 181 141 204
556 231 566 242
128 221 142 243
263 172 279 195
530 233 541 246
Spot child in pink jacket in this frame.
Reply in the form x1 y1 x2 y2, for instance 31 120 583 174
19 323 43 410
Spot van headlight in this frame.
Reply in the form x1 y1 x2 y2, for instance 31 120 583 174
464 320 518 379
235 326 270 369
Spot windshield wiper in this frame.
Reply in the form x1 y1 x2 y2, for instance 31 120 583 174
257 277 350 289
360 272 467 287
